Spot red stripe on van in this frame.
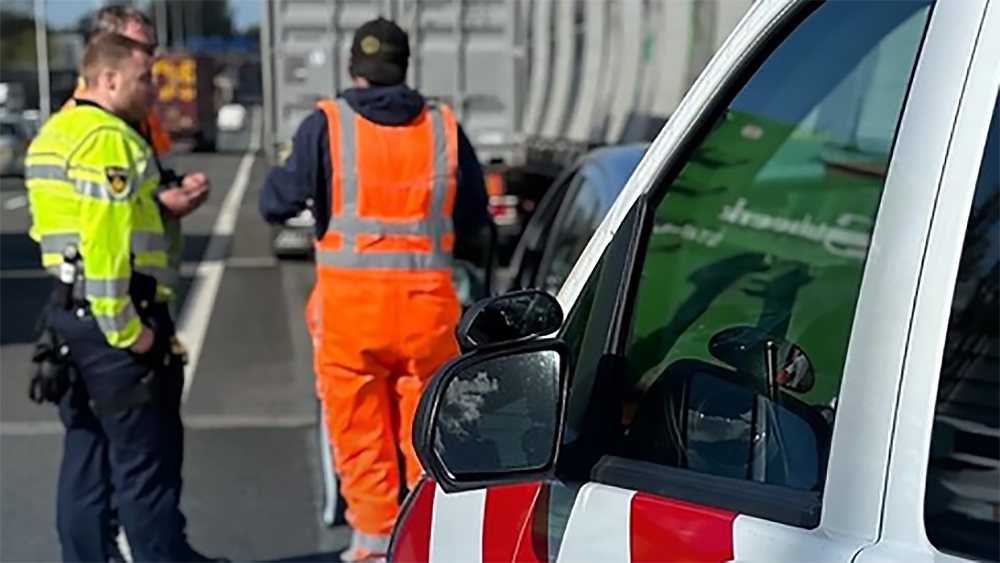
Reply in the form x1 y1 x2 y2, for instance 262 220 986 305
482 483 547 563
390 479 434 563
629 493 737 562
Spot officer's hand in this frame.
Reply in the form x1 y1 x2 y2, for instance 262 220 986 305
158 187 199 217
181 173 210 208
130 325 156 355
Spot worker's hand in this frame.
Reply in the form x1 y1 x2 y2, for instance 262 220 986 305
130 325 156 355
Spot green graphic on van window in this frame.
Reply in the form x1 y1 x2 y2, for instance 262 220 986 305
627 109 889 408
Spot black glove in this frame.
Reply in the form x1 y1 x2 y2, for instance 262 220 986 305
28 329 72 405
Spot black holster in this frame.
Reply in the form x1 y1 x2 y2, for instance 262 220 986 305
28 315 73 406
31 271 181 414
29 267 80 405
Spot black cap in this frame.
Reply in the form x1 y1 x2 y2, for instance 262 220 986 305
350 17 410 86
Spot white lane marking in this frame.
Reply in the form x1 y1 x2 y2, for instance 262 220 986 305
176 113 261 404
3 195 27 210
0 269 50 279
0 414 314 436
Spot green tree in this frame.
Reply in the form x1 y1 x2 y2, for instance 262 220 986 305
0 4 62 66
0 5 38 64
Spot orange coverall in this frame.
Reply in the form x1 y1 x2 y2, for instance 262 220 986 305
309 98 462 548
67 78 174 155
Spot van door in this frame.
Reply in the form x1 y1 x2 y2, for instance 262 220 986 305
548 0 989 561
389 0 989 561
854 11 1000 559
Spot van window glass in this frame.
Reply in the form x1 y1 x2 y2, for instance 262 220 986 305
540 171 603 295
924 94 999 563
562 257 602 369
560 256 603 451
618 0 933 491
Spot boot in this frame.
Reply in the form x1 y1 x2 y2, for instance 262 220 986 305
340 531 390 563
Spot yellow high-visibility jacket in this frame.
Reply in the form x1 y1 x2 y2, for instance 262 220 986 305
26 103 172 348
63 78 185 293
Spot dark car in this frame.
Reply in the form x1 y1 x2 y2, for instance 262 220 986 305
504 143 649 295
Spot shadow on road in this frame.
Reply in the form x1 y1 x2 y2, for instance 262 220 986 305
0 275 197 346
0 233 43 271
0 276 50 345
0 230 230 344
0 233 219 272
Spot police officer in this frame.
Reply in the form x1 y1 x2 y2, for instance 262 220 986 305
259 18 494 562
25 33 222 563
63 5 210 318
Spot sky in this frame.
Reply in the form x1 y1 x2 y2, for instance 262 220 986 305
41 0 260 32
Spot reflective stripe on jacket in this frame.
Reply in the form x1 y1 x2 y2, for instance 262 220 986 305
313 98 458 272
26 105 171 348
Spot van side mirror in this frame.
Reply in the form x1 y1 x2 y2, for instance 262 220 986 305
413 339 572 493
457 289 563 352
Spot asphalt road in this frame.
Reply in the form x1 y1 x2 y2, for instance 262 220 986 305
0 118 352 561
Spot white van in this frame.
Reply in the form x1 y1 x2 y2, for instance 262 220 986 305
387 0 999 561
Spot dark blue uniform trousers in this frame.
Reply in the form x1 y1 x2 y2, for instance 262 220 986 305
50 304 207 563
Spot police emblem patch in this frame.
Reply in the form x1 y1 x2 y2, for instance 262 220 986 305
104 167 130 196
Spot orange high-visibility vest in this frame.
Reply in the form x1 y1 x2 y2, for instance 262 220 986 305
313 98 458 273
311 97 463 539
68 77 174 156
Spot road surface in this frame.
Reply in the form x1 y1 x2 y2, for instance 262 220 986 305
0 115 352 562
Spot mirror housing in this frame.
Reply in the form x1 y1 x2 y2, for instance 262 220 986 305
457 289 564 352
708 326 815 394
413 338 572 493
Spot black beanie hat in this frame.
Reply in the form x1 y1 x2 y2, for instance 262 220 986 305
349 17 410 86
